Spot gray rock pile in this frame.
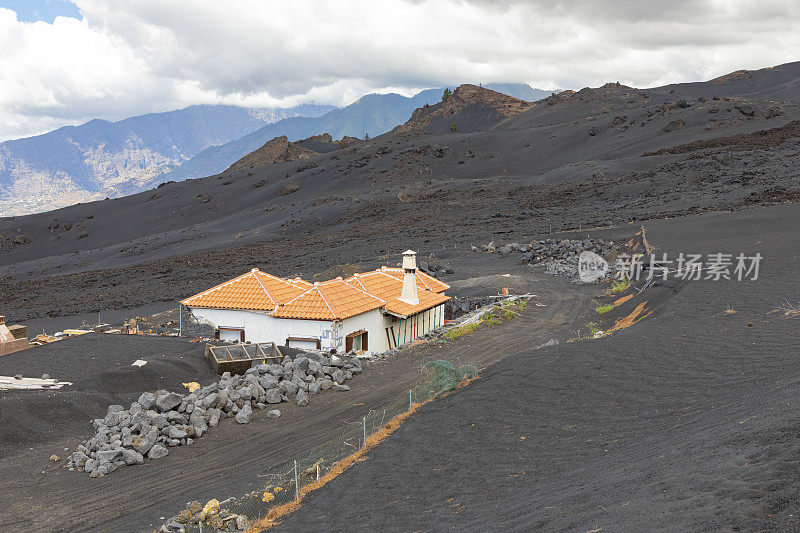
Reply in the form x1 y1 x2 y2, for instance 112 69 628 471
160 499 249 533
473 238 618 280
66 352 362 477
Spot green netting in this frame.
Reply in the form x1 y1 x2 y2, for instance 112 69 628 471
418 360 478 401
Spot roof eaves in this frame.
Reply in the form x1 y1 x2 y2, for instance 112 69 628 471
180 270 255 306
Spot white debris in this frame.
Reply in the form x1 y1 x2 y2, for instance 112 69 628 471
0 375 72 390
132 360 148 367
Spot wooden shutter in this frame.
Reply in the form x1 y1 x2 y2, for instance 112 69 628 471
362 332 368 351
345 335 352 352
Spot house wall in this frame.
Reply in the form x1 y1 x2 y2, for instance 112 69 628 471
184 304 446 356
395 304 445 346
338 309 394 354
186 307 336 350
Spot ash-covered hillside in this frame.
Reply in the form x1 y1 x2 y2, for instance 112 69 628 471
1 62 799 324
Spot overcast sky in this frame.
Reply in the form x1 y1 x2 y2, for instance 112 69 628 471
1 0 798 141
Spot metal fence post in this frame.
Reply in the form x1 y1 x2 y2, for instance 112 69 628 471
362 416 367 449
409 390 413 412
293 459 299 500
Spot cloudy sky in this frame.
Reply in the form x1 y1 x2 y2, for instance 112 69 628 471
1 0 798 141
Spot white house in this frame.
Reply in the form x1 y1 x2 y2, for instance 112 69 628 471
180 250 450 355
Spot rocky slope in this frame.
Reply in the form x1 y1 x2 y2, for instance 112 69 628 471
399 84 535 134
226 134 361 172
162 84 546 182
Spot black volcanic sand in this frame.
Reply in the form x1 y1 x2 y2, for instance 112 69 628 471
0 334 216 456
274 202 800 532
0 64 799 532
0 254 601 532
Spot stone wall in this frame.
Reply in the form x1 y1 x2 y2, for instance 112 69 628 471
179 305 216 338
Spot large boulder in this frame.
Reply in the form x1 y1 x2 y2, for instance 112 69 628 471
137 392 156 410
96 448 122 465
122 448 145 465
331 369 346 384
148 444 169 459
280 380 299 395
296 389 309 407
207 408 222 427
264 389 282 404
259 375 278 390
132 428 158 455
154 392 182 413
235 404 252 424
202 392 219 409
294 356 310 372
167 426 188 439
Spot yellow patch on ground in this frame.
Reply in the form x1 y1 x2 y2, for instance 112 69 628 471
613 294 633 306
607 302 653 334
182 382 200 392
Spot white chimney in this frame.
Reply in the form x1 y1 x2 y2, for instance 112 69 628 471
399 250 419 305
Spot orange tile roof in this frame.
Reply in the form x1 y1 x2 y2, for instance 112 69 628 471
378 267 450 293
345 270 450 317
288 277 314 289
181 269 308 311
182 266 450 319
272 278 386 320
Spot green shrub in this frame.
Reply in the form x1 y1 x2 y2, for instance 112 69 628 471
611 278 630 294
504 310 516 319
421 360 478 398
484 314 501 326
595 304 614 314
444 322 479 340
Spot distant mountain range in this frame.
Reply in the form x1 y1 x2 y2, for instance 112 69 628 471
163 84 549 183
0 83 549 216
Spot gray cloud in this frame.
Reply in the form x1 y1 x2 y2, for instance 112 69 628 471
0 0 798 140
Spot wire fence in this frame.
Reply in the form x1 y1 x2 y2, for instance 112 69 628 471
173 360 477 532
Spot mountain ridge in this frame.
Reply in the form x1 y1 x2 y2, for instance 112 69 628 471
0 103 335 216
0 83 547 216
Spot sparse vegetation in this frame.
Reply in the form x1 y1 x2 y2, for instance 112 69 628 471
595 304 614 314
587 321 602 338
610 278 630 294
484 314 502 326
504 310 516 319
451 122 458 133
444 322 479 339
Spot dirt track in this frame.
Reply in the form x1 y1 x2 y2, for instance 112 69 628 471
0 261 596 532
